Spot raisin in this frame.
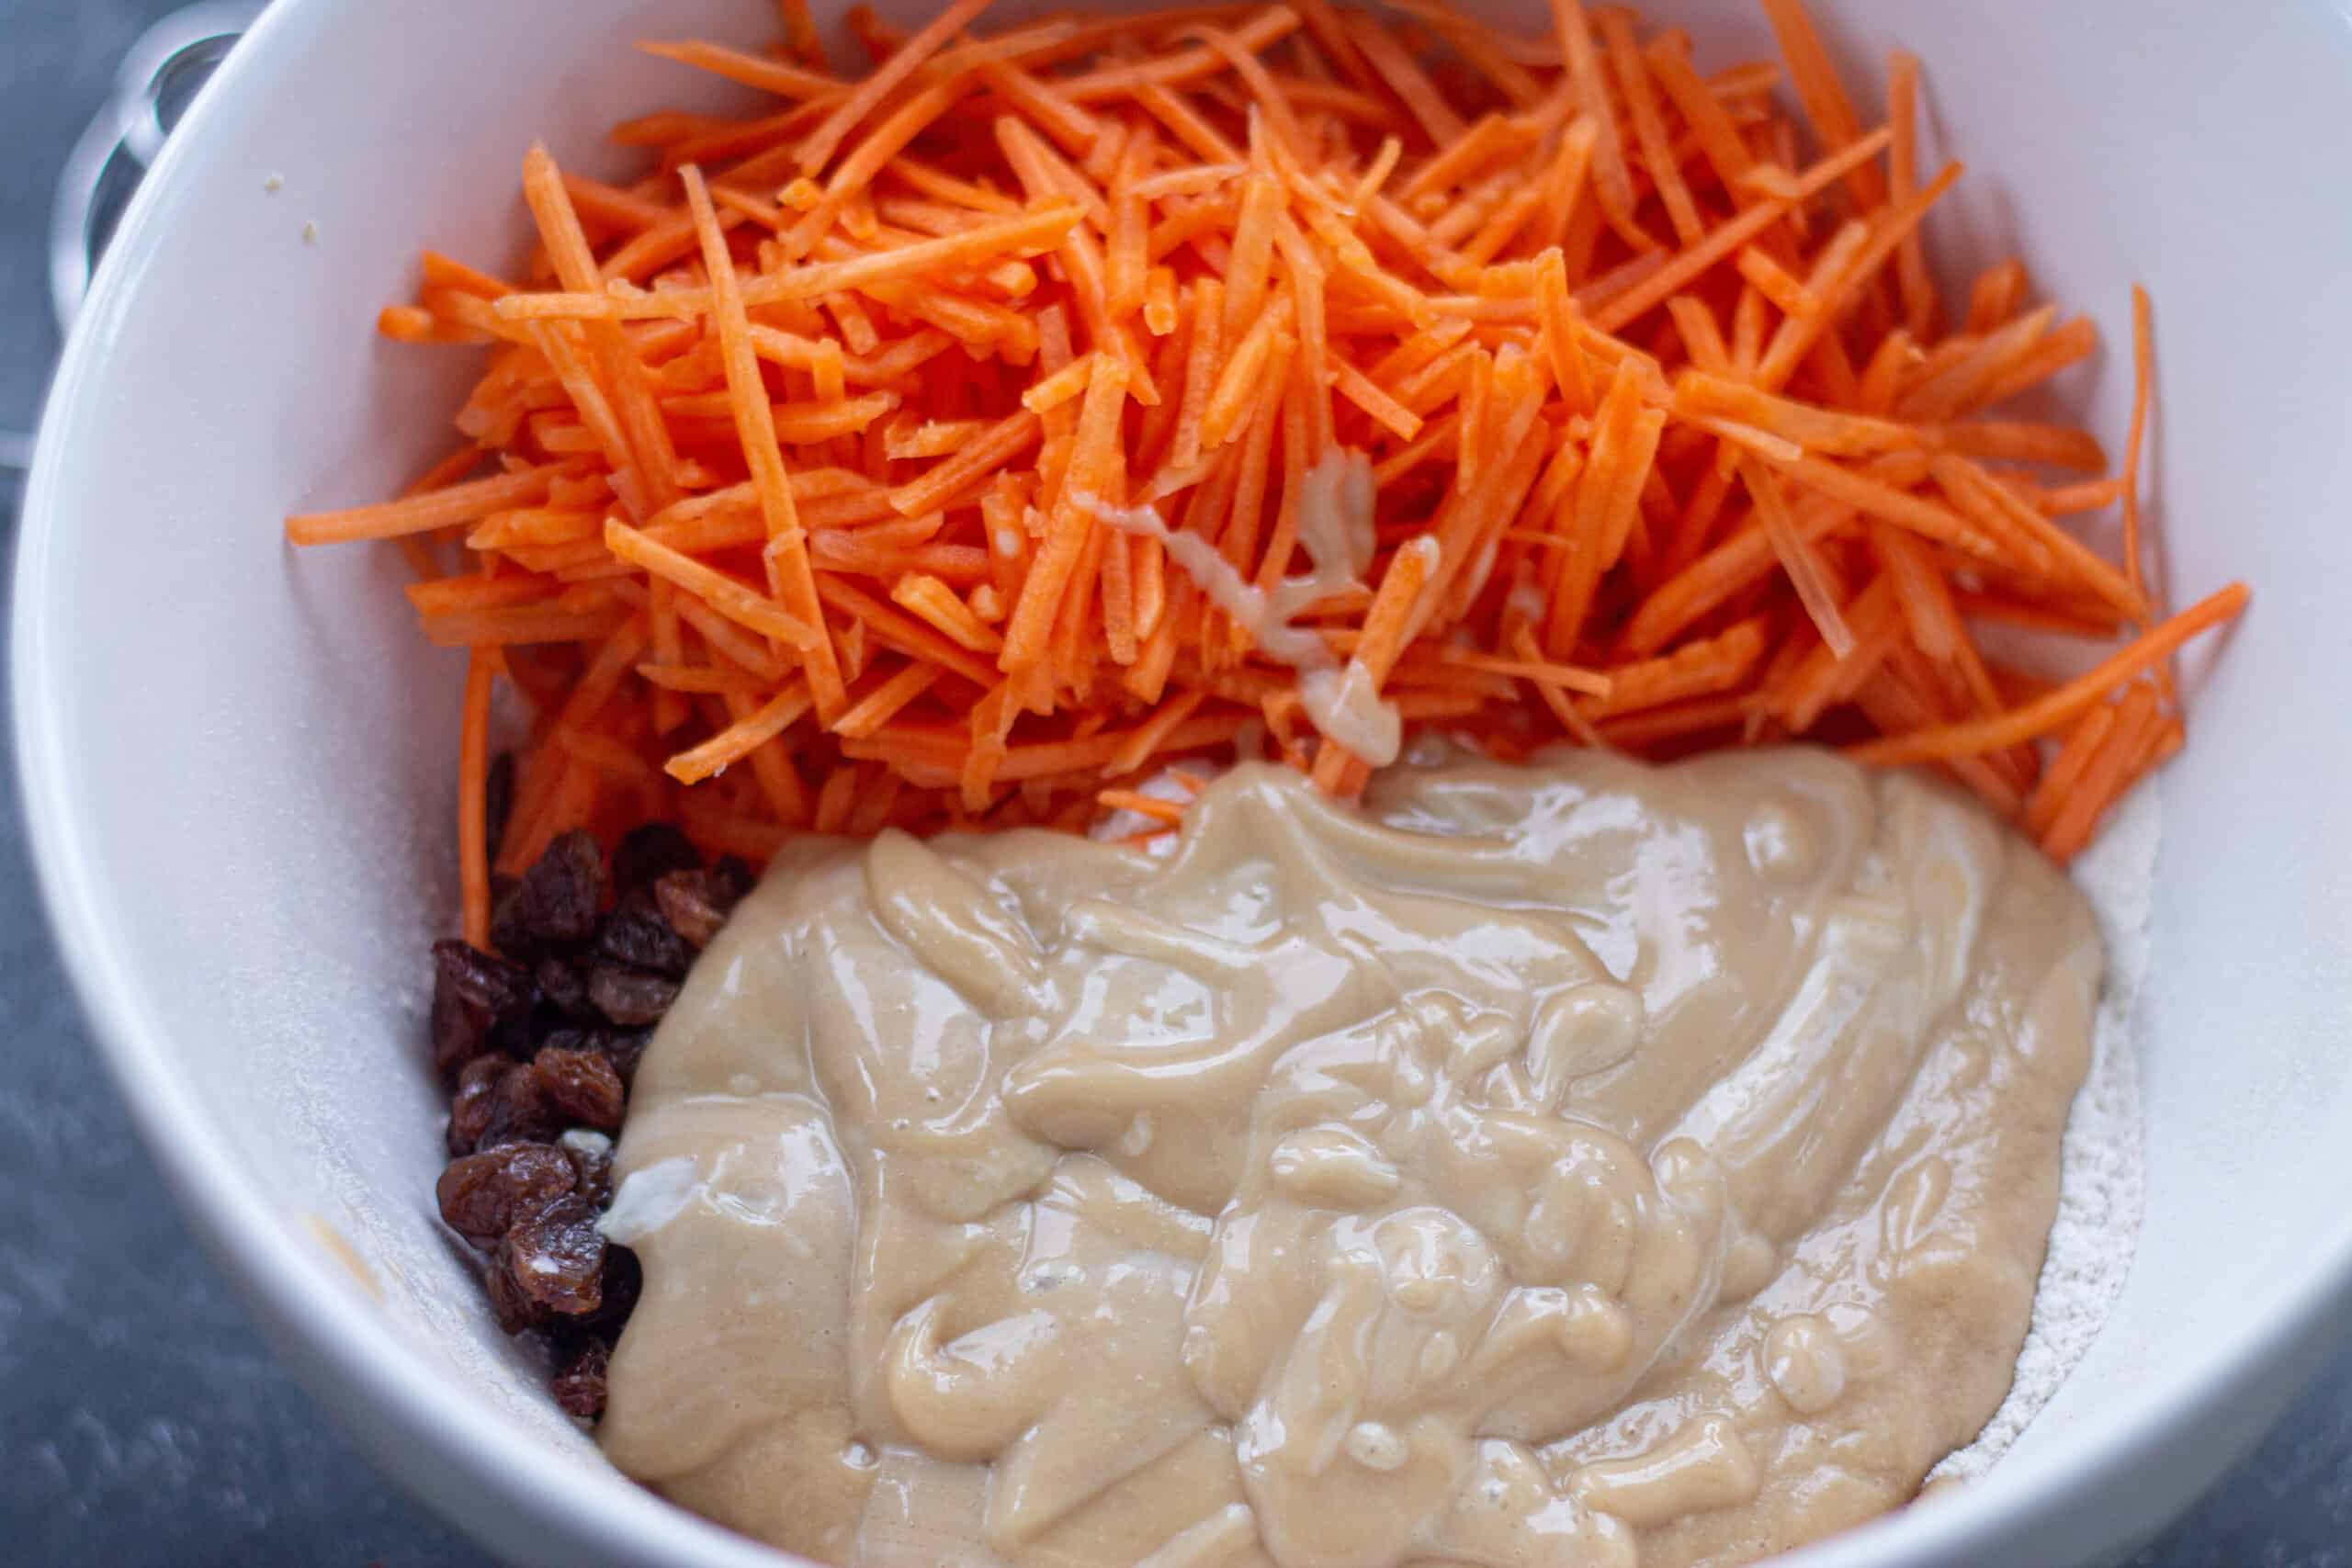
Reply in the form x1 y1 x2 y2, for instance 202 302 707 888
588 964 680 1027
492 831 605 955
537 1024 592 1055
478 1062 562 1148
551 1338 611 1418
486 1007 543 1063
425 820 682 1410
535 1046 626 1132
654 867 744 950
436 1145 575 1250
534 956 596 1022
430 984 492 1084
712 856 756 902
560 1131 615 1206
599 893 694 978
484 752 515 865
433 941 536 1015
500 1195 608 1317
486 1254 548 1333
596 1028 652 1089
583 1244 641 1331
613 821 700 894
447 1055 507 1156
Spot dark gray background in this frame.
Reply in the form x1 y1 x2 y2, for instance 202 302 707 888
0 3 2346 1563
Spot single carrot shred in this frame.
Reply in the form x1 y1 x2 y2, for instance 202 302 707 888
2122 283 2155 602
289 0 2245 866
456 650 496 948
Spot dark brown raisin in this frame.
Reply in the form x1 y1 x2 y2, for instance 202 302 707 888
599 893 694 977
613 821 701 894
433 941 536 1015
654 868 742 950
430 984 492 1084
551 1338 611 1418
484 752 515 865
492 830 606 955
537 1024 591 1055
588 964 681 1027
712 856 756 902
595 1028 652 1089
501 1195 607 1317
535 1047 626 1132
485 1255 548 1333
561 1132 615 1206
582 1244 640 1331
534 956 596 1022
447 1055 508 1156
486 1007 543 1063
436 1144 576 1250
478 1063 562 1148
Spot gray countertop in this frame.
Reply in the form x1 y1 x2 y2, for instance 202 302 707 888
2 4 2347 1563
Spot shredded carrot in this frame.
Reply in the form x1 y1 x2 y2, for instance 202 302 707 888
1098 787 1188 825
2122 283 2154 602
289 0 2245 871
456 650 495 947
2037 682 2162 863
664 679 814 784
1747 458 1853 659
1850 584 2247 766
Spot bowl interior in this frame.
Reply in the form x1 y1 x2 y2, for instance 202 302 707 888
18 2 2352 1565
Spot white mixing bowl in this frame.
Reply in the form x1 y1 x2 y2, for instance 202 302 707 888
14 0 2348 1563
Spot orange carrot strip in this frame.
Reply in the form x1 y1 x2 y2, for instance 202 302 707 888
1103 688 1211 775
2023 697 2120 840
1747 457 1855 660
521 147 682 513
1600 9 1703 245
1866 519 1961 663
1097 787 1188 825
684 170 843 712
795 0 995 175
1002 355 1133 671
287 465 561 546
1760 0 1884 208
1925 421 2106 471
1849 583 2249 765
604 519 820 648
1346 9 1468 146
892 571 1006 654
635 662 771 695
1886 50 1939 340
889 407 1044 515
2038 682 2161 862
1928 455 2148 618
1057 7 1301 101
1590 616 1770 717
1644 33 1753 197
1332 360 1422 440
663 679 813 784
832 660 947 739
638 38 842 100
1547 0 1643 244
456 651 495 949
2122 283 2154 601
1738 442 1992 558
815 575 1002 688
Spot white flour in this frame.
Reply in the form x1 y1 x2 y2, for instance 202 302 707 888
1933 776 2155 1480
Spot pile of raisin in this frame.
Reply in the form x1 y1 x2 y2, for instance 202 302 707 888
429 808 752 1418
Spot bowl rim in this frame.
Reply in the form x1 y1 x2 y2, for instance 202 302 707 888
7 2 789 1562
15 0 2352 1564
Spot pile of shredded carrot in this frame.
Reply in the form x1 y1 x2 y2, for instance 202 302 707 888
286 0 2247 951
